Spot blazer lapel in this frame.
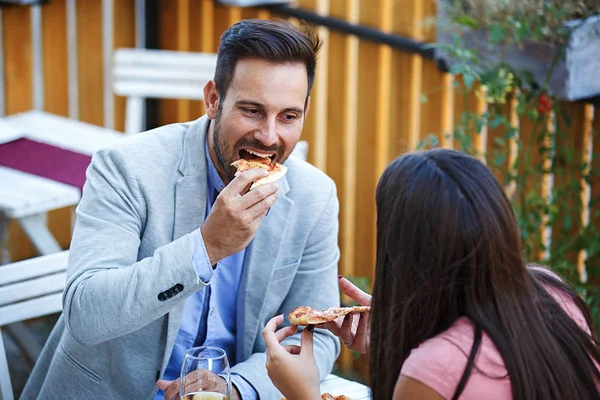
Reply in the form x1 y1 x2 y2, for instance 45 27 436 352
173 116 209 241
237 178 293 361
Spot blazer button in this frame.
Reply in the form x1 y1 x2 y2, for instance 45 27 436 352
168 287 178 297
165 290 173 299
175 283 184 293
158 292 166 302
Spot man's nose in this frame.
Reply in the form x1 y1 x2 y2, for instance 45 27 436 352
254 117 278 147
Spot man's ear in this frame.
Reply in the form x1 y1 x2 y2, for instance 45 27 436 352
203 80 220 119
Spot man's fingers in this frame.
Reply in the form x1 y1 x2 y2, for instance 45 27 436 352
159 378 180 400
245 190 279 221
240 183 278 210
339 276 372 306
224 169 269 195
275 325 298 343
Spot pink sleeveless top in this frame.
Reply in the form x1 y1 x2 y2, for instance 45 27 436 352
400 276 591 399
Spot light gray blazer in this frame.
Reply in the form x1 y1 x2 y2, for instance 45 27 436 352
21 116 341 400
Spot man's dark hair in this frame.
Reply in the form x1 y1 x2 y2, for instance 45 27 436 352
214 19 322 101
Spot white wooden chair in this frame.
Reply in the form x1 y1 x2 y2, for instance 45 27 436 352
113 48 217 135
112 48 310 161
0 250 69 400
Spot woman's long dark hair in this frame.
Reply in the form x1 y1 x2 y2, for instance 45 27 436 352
368 149 600 399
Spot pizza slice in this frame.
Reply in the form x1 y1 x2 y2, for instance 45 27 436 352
231 154 287 190
288 305 371 325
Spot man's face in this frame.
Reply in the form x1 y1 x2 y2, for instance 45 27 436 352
206 58 309 183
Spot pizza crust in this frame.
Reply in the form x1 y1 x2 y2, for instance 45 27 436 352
231 158 287 190
288 305 371 325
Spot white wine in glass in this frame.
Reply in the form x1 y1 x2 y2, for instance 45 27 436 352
180 346 231 400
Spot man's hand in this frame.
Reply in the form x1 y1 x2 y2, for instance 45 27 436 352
201 168 278 265
316 276 372 354
262 315 321 400
157 371 242 400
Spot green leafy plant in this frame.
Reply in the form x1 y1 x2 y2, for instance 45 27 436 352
425 0 600 327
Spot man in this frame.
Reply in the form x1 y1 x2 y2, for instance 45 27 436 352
21 19 340 400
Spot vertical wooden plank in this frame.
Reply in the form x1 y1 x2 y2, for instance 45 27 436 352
42 0 69 118
440 73 455 149
67 0 79 119
420 0 454 149
214 5 242 52
551 103 586 271
327 0 359 372
200 0 215 53
504 94 520 199
297 0 329 171
327 0 359 280
157 0 178 126
391 0 423 155
2 6 33 115
539 113 555 261
177 0 192 123
113 0 136 131
474 90 488 161
102 0 114 128
2 6 36 261
355 0 392 282
196 0 216 117
77 0 104 126
255 8 271 20
577 104 594 282
42 0 75 252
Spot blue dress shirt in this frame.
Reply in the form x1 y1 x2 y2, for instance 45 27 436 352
155 139 257 400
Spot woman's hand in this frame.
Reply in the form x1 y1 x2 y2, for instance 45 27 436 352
262 315 321 400
316 276 372 354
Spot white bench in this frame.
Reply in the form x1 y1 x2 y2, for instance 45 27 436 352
0 250 69 400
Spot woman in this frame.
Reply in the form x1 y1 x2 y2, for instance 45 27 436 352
262 149 600 399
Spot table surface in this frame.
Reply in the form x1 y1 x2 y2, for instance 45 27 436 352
320 374 370 399
0 111 125 218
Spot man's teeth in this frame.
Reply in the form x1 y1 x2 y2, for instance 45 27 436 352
245 149 272 158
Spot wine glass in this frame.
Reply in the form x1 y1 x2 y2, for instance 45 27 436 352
179 346 231 400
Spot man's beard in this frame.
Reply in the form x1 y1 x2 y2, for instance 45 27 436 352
212 104 237 182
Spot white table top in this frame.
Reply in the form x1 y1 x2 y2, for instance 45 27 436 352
0 111 125 218
1 110 124 155
320 374 370 399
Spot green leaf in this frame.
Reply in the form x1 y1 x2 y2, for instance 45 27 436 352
464 73 475 90
494 153 506 167
489 24 507 45
494 137 506 146
452 15 480 29
420 94 428 104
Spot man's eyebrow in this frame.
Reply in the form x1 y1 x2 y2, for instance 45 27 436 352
235 100 265 109
235 100 304 115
